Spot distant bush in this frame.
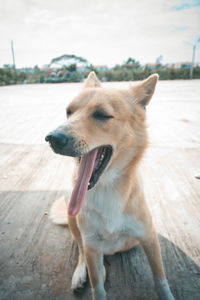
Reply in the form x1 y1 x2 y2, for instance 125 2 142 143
0 69 27 86
95 67 200 82
0 67 200 86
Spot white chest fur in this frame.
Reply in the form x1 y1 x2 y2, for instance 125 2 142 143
79 184 144 255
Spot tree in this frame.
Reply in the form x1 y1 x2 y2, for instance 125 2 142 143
156 55 163 64
123 58 140 69
50 54 88 68
67 64 76 72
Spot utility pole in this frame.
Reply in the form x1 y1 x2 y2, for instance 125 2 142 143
190 37 200 79
189 44 196 79
11 40 16 69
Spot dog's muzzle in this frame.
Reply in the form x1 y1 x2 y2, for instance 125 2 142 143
45 126 86 157
45 131 68 147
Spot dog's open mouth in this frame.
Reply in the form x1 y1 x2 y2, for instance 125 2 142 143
86 145 112 190
68 145 112 217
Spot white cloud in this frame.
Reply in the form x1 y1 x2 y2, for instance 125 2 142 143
0 0 199 67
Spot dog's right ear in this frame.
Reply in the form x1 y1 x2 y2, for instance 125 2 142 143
130 74 159 108
84 71 101 88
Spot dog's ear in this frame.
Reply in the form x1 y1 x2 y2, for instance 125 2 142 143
84 71 101 88
131 74 159 108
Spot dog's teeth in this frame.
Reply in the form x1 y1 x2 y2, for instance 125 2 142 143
88 182 90 186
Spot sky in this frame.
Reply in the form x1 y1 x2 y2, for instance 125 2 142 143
0 0 200 68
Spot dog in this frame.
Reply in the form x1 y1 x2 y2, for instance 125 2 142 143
45 72 175 300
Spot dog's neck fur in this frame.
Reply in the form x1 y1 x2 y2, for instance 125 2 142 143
78 148 146 254
76 141 147 215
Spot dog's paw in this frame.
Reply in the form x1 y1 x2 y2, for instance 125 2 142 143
71 263 87 290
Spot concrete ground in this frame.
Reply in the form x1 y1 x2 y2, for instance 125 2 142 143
0 80 200 299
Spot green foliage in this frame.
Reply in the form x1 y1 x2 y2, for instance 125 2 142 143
122 58 141 69
67 64 76 72
1 65 200 86
96 67 200 82
50 54 88 67
44 71 83 83
0 69 27 86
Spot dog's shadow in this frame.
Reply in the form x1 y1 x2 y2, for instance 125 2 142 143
0 190 199 300
69 233 200 300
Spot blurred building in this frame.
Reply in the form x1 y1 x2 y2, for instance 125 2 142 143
93 65 108 71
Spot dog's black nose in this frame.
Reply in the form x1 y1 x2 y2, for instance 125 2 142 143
45 132 68 146
45 134 51 142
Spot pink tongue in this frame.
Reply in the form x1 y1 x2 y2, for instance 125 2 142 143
68 148 98 216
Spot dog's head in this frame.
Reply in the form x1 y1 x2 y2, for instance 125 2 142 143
45 72 158 215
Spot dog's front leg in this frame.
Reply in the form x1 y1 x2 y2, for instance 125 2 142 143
84 245 106 300
141 231 175 300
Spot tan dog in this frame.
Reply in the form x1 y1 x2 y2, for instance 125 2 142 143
45 72 175 300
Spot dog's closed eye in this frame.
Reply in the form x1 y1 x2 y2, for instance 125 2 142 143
92 110 113 121
66 108 72 117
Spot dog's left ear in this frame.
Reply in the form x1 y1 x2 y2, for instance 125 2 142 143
84 71 101 88
131 74 159 108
